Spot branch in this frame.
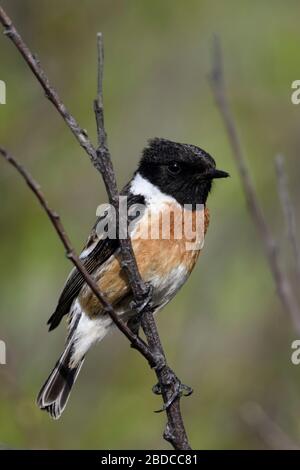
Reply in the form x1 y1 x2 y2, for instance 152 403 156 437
0 6 191 449
275 154 300 282
209 36 300 334
95 32 106 149
93 30 191 450
0 6 97 167
0 147 154 366
240 402 300 450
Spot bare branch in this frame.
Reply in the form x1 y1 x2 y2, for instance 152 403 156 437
209 36 300 334
93 30 191 450
0 6 97 166
93 31 149 300
240 402 300 450
95 32 106 149
0 147 154 366
275 154 300 282
0 6 191 449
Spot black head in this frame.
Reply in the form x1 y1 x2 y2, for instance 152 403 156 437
138 138 229 206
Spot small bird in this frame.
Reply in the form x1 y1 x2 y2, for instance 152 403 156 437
37 138 229 419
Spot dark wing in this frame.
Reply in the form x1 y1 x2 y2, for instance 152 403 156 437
47 235 118 331
47 189 145 331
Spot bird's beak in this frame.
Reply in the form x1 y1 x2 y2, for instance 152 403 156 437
196 168 230 181
205 168 230 180
200 168 230 180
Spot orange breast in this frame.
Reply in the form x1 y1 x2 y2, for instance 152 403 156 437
79 204 210 317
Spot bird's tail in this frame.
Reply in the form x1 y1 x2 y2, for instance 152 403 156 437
37 338 84 420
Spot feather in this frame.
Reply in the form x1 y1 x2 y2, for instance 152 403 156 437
47 191 145 331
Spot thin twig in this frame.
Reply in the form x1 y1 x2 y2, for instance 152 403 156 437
209 36 300 334
275 154 300 282
0 147 154 366
96 32 106 149
240 402 300 450
0 6 191 449
0 6 97 167
94 31 191 450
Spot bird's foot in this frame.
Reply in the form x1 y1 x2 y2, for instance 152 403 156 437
129 283 153 315
152 367 193 412
128 284 153 335
127 316 141 336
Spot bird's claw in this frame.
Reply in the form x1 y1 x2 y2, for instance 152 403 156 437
152 368 193 413
152 382 162 395
129 283 153 315
127 316 141 336
128 284 153 335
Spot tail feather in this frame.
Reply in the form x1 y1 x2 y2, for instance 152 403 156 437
37 340 84 420
38 309 112 419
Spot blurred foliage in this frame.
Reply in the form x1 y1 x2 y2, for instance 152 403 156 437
1 0 300 449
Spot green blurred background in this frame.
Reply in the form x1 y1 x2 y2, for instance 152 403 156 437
1 0 300 449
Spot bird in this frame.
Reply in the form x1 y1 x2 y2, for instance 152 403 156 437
37 137 229 419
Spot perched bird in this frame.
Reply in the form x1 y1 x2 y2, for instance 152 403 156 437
37 138 229 419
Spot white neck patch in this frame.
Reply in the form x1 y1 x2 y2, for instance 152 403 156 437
130 172 177 205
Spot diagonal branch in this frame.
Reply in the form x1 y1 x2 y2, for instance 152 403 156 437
0 147 154 366
240 402 300 450
209 36 300 334
0 6 191 449
0 6 97 166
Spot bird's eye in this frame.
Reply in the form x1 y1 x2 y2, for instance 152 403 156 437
167 162 181 175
